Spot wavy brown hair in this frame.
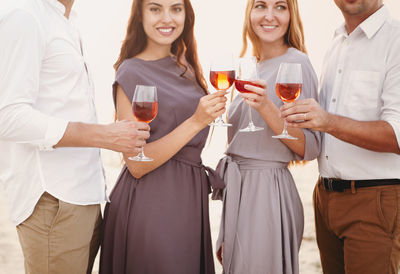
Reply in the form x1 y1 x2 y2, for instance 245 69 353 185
240 0 307 59
114 0 207 94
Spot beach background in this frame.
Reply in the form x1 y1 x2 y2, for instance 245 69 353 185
1 0 400 273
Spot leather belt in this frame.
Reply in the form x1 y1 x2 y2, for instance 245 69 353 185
321 177 400 192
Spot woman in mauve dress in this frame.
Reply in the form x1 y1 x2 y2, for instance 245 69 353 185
214 0 321 273
99 0 226 273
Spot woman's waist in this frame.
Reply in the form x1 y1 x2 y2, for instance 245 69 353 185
171 146 203 167
227 154 288 170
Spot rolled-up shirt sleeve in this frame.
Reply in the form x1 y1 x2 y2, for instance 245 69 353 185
381 38 400 150
0 9 68 150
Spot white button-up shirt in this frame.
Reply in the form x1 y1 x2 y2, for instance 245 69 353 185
0 0 107 225
318 5 400 180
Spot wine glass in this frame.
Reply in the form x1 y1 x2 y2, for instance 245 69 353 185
235 57 264 132
209 55 236 127
129 85 158 161
272 63 302 140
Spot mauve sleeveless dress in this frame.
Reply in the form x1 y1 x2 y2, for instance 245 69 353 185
99 56 224 274
214 48 321 274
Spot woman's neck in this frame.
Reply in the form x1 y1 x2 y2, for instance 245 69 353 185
136 43 172 61
259 41 289 61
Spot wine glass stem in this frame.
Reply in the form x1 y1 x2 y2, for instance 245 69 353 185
282 119 289 135
248 105 254 126
139 146 145 158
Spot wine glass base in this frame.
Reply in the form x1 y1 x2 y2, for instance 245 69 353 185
272 134 298 140
239 125 264 132
209 121 232 127
128 155 154 162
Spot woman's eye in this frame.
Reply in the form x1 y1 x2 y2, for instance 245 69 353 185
150 7 160 12
254 4 266 9
277 5 287 10
173 7 182 12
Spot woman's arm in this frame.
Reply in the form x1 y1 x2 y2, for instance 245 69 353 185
116 85 227 179
240 80 306 158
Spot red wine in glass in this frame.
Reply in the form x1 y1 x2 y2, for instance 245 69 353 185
129 85 158 162
272 63 302 140
235 57 264 132
210 70 235 91
133 102 158 123
209 54 235 127
275 83 302 103
234 79 263 94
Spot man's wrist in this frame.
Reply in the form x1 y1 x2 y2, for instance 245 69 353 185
324 113 338 135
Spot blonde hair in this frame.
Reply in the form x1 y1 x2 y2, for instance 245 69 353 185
240 0 308 167
240 0 307 58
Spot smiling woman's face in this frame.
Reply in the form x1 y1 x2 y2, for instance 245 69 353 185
250 0 290 47
142 0 185 49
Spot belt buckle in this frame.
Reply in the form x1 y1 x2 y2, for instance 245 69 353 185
327 178 334 191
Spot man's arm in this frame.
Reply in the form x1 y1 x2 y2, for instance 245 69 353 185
280 99 400 154
0 10 149 154
55 121 150 155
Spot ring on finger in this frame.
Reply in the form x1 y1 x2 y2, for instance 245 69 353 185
303 113 307 121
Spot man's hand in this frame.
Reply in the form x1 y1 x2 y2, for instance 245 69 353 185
280 98 333 132
105 120 150 154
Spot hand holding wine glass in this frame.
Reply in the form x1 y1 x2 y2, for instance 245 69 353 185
191 90 227 128
272 63 302 140
235 57 264 132
209 55 235 127
129 85 158 161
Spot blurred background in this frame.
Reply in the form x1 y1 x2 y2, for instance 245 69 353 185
1 0 400 273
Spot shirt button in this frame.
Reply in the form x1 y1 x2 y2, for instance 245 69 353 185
332 98 336 103
326 155 329 160
338 69 342 74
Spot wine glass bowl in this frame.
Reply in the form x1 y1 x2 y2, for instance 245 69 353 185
133 101 158 124
209 55 235 127
129 85 158 161
272 63 302 140
236 57 264 132
275 83 302 103
210 70 235 91
234 79 263 93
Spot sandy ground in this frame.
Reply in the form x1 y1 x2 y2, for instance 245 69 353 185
0 145 322 274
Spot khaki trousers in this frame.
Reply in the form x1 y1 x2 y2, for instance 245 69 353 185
16 192 102 274
314 178 400 274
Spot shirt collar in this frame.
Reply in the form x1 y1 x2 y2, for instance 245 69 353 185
334 5 389 39
43 0 66 14
42 0 77 20
359 5 389 39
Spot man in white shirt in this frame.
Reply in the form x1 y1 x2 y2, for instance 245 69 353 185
281 0 400 273
0 0 150 273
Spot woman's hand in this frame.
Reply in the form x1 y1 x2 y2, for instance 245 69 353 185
237 79 271 112
190 90 227 128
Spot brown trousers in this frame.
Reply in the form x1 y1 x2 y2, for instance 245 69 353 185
16 192 102 274
314 178 400 274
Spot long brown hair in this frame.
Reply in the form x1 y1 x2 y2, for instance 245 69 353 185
114 0 207 94
240 0 307 58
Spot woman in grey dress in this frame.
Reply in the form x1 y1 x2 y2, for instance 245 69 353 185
214 0 321 273
99 0 226 273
